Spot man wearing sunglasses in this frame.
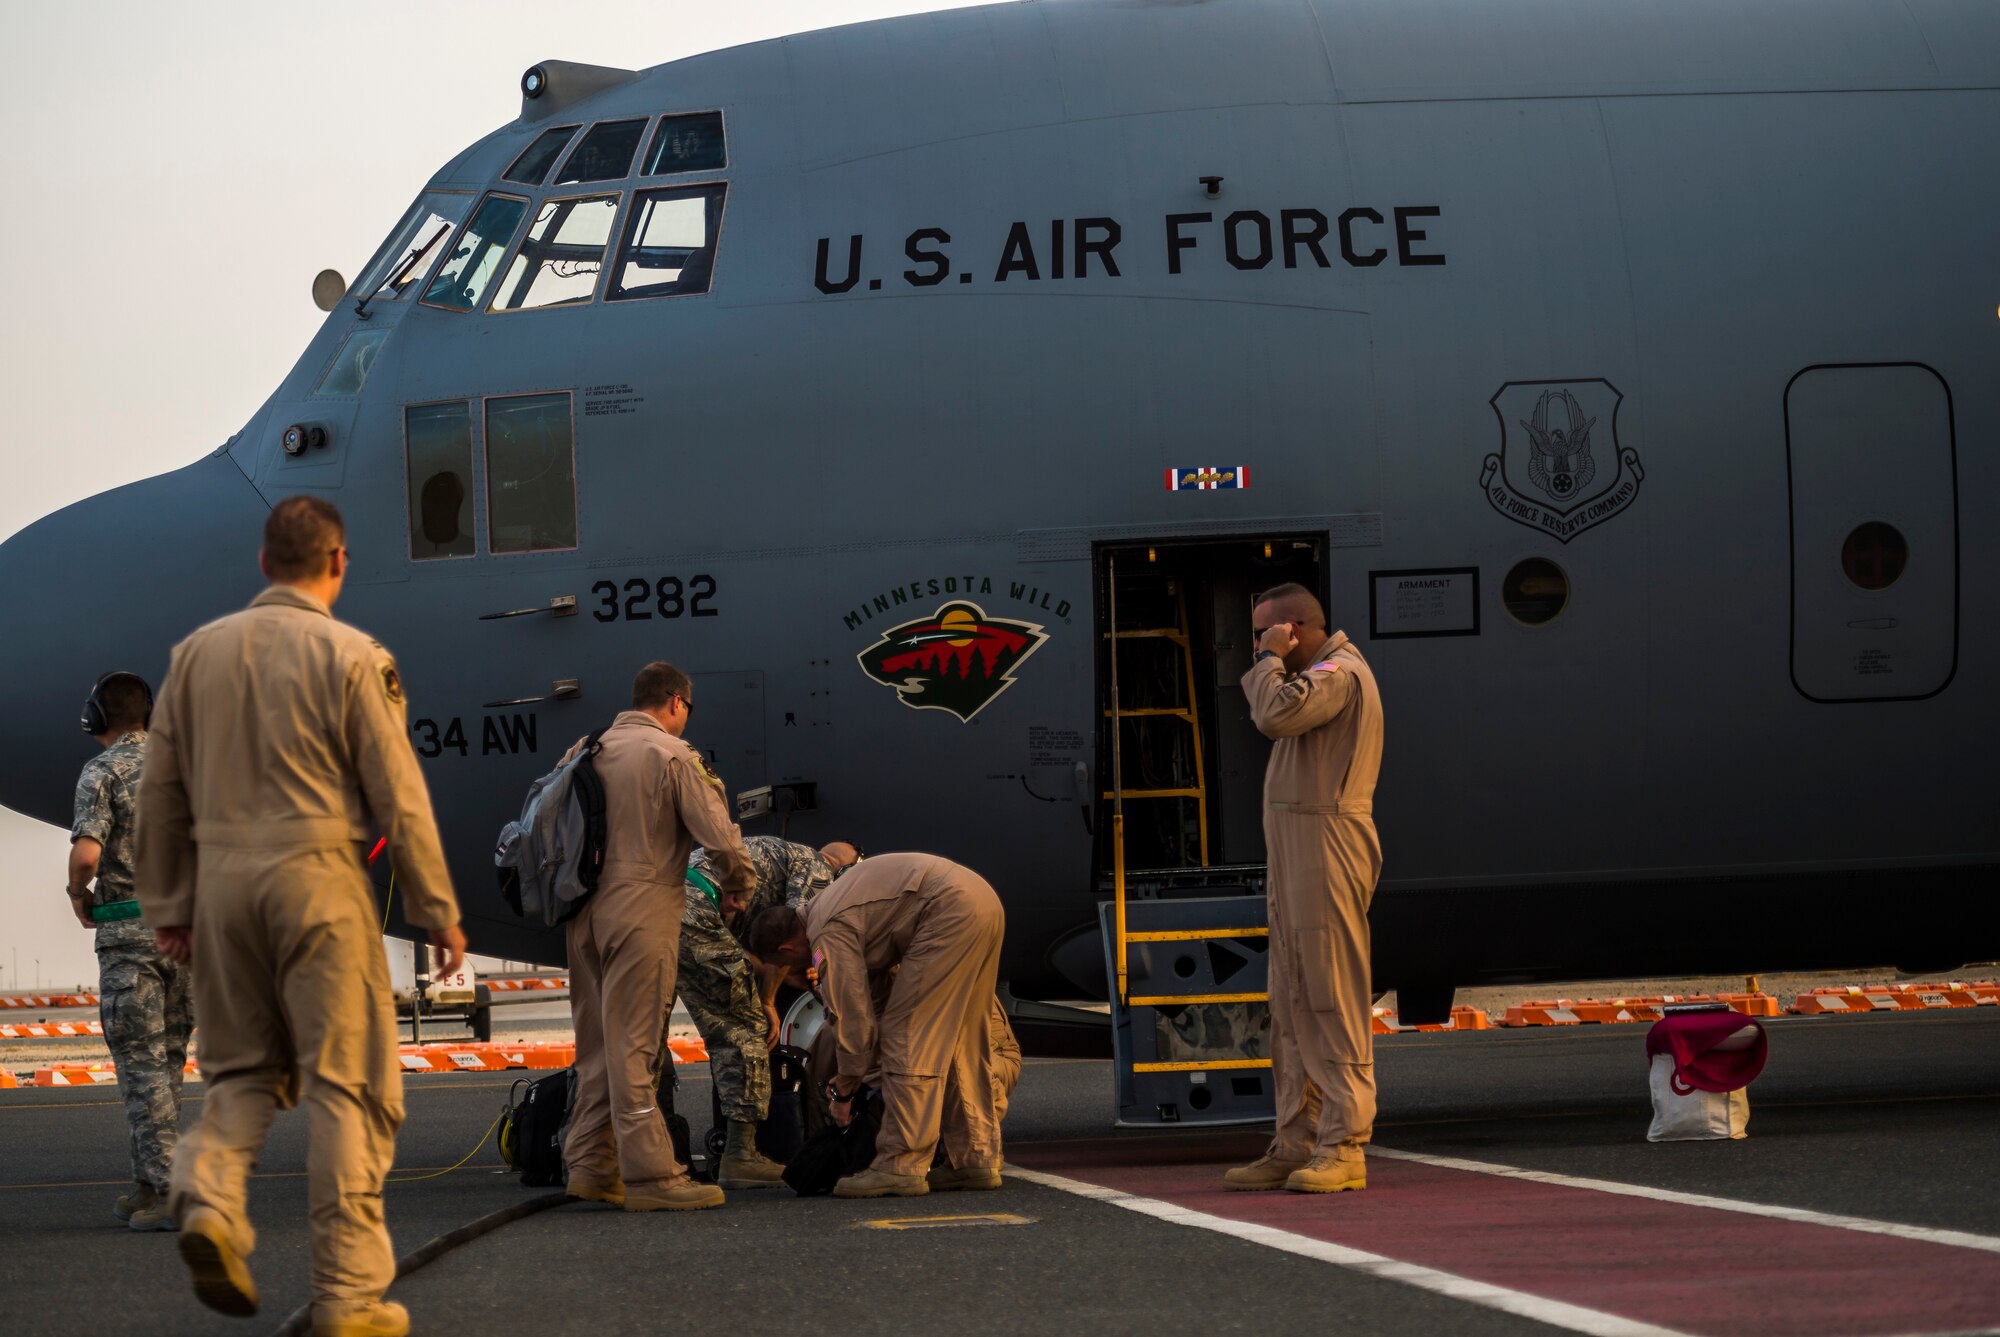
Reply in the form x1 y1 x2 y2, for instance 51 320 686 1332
559 661 753 1212
1226 582 1384 1195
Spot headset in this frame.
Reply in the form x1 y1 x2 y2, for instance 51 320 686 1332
81 671 153 737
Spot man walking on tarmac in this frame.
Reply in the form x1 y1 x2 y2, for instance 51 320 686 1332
1226 582 1384 1194
681 835 859 1188
69 670 193 1232
561 661 753 1211
750 852 1006 1198
136 496 467 1336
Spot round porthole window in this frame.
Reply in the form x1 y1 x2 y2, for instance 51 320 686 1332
1841 522 1907 591
1502 557 1570 627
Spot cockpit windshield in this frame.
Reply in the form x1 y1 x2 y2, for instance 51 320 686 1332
354 192 472 302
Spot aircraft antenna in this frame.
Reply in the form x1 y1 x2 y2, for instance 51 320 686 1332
1109 552 1128 1004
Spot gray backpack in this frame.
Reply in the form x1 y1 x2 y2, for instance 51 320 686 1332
494 728 609 927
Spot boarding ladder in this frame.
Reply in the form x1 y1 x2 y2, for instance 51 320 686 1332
1105 556 1270 1078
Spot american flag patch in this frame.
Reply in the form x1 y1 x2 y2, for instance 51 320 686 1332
1166 466 1250 491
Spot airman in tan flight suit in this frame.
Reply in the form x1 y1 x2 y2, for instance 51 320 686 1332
559 661 753 1212
136 497 465 1337
752 852 1006 1198
1225 582 1384 1194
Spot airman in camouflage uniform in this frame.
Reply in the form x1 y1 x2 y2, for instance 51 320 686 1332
69 676 194 1233
679 835 858 1187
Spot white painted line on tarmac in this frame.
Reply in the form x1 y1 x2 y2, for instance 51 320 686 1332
1369 1147 2000 1256
1006 1165 1695 1337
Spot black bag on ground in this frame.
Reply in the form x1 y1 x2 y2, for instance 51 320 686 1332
782 1087 882 1196
658 1059 707 1182
707 1043 813 1166
497 1068 575 1188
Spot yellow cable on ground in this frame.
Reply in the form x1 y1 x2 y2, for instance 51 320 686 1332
387 1109 505 1183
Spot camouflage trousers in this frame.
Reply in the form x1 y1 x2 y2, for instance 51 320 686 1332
97 934 195 1193
673 887 769 1124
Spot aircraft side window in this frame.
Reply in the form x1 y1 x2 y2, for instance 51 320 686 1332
607 184 727 301
485 392 578 554
422 194 530 312
353 192 473 302
553 118 647 185
502 125 579 186
405 401 476 560
642 111 725 175
490 194 621 312
315 328 391 398
1501 557 1569 627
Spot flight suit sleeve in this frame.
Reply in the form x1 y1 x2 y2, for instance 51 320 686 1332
134 661 197 927
669 757 753 896
1241 655 1356 740
345 648 461 930
816 917 878 1079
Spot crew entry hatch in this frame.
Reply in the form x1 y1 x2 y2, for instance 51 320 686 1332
1094 534 1325 1126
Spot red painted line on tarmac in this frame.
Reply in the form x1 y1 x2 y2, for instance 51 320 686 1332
1009 1136 2000 1337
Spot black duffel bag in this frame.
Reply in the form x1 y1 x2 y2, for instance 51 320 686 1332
782 1086 882 1196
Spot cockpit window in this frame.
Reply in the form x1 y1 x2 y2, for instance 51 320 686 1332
405 401 476 559
315 328 390 397
491 195 620 312
502 125 579 186
642 112 726 175
422 194 529 312
486 393 578 553
354 192 471 301
606 184 726 301
554 119 647 184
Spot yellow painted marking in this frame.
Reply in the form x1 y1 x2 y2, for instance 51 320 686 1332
1125 928 1267 942
1128 992 1269 1007
858 1213 1035 1230
1131 1059 1272 1073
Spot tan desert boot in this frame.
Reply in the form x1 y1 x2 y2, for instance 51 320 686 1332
565 1179 626 1206
624 1178 726 1211
311 1300 410 1337
177 1206 258 1317
1284 1155 1367 1193
1223 1154 1309 1191
927 1165 1003 1191
833 1168 930 1198
113 1182 156 1221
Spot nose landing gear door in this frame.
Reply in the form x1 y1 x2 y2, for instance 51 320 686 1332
1785 364 1958 703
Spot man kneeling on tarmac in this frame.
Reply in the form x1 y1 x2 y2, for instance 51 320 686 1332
749 852 1005 1198
680 834 859 1187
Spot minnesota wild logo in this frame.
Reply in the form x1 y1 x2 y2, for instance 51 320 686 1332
856 601 1048 722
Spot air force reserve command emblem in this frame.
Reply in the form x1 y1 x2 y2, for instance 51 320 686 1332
1480 379 1645 543
857 601 1048 722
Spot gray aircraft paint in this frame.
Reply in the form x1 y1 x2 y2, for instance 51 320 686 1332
2 0 1994 993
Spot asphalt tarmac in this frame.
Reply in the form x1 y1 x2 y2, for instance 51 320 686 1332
3 1009 1996 1336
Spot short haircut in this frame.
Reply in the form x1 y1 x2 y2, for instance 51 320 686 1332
263 496 345 582
99 675 151 731
1254 581 1325 626
631 661 693 710
747 905 804 959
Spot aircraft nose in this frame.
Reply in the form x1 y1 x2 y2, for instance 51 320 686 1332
0 450 267 828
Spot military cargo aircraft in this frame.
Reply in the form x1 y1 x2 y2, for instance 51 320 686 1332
2 0 1994 1112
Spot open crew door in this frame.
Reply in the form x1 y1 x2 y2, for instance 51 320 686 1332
1094 534 1322 1126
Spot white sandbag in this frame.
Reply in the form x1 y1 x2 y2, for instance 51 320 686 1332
1647 1052 1750 1141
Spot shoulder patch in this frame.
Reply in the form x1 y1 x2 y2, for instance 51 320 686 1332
697 752 724 792
380 662 405 706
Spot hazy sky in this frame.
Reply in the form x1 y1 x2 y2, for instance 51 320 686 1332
0 0 986 991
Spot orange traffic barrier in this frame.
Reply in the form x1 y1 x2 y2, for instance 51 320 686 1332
1501 993 1778 1027
0 1070 17 1088
1790 982 1996 1015
482 977 568 992
1373 1006 1489 1034
0 1021 105 1040
0 994 97 1009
